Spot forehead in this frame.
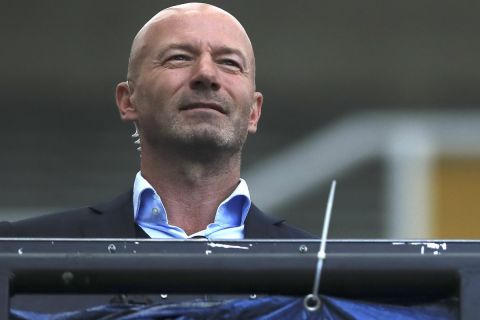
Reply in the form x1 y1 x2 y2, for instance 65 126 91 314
141 10 254 60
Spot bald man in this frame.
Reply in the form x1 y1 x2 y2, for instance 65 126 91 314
0 3 313 239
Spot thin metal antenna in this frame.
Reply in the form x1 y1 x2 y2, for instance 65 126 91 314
304 180 337 312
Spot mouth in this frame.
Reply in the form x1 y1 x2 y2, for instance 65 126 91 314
180 102 226 114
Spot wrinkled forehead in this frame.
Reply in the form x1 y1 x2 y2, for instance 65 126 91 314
131 5 255 69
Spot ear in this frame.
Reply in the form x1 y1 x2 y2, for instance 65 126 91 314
115 81 138 122
247 91 263 134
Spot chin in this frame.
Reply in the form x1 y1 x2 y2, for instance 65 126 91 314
178 128 245 154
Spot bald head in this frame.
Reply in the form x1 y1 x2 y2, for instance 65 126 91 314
127 3 256 85
115 1 263 166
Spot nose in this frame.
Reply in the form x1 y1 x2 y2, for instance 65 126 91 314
189 55 221 91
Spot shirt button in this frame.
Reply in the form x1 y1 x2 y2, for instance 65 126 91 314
152 208 159 215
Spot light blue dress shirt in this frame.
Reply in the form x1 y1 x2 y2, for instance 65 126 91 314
133 172 251 239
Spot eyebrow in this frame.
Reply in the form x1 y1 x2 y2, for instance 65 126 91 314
158 43 248 69
214 46 248 67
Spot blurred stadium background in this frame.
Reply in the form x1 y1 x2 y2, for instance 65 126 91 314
1 0 480 239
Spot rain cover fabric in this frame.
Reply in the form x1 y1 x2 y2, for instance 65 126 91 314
10 295 457 320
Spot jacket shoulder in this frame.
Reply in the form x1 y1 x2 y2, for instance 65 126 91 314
245 204 317 239
0 206 95 238
0 191 133 238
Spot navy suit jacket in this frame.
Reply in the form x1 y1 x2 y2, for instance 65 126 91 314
0 191 315 239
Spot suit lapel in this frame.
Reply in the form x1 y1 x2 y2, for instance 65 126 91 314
244 204 285 239
85 190 148 238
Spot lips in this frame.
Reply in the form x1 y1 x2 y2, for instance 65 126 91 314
180 102 226 114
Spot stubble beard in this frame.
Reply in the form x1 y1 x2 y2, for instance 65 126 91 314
142 108 250 164
168 114 248 162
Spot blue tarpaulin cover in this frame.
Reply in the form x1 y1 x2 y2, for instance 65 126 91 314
10 295 457 320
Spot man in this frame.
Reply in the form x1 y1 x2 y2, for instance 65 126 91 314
0 3 312 239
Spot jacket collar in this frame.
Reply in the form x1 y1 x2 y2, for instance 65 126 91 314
88 191 282 239
87 190 148 238
244 204 285 239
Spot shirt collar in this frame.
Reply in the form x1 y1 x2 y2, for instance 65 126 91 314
133 171 156 220
215 178 251 226
132 171 251 227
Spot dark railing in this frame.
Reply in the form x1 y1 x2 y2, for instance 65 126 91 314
0 239 478 319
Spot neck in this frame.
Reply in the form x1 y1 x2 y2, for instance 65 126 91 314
140 146 242 235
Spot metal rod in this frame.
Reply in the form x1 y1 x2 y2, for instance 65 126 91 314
304 180 336 311
312 180 336 296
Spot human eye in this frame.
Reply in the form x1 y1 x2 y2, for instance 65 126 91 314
218 58 242 71
169 54 191 61
162 54 192 68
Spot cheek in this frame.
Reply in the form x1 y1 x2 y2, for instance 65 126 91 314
136 87 169 114
143 70 188 98
156 69 190 90
223 79 255 107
